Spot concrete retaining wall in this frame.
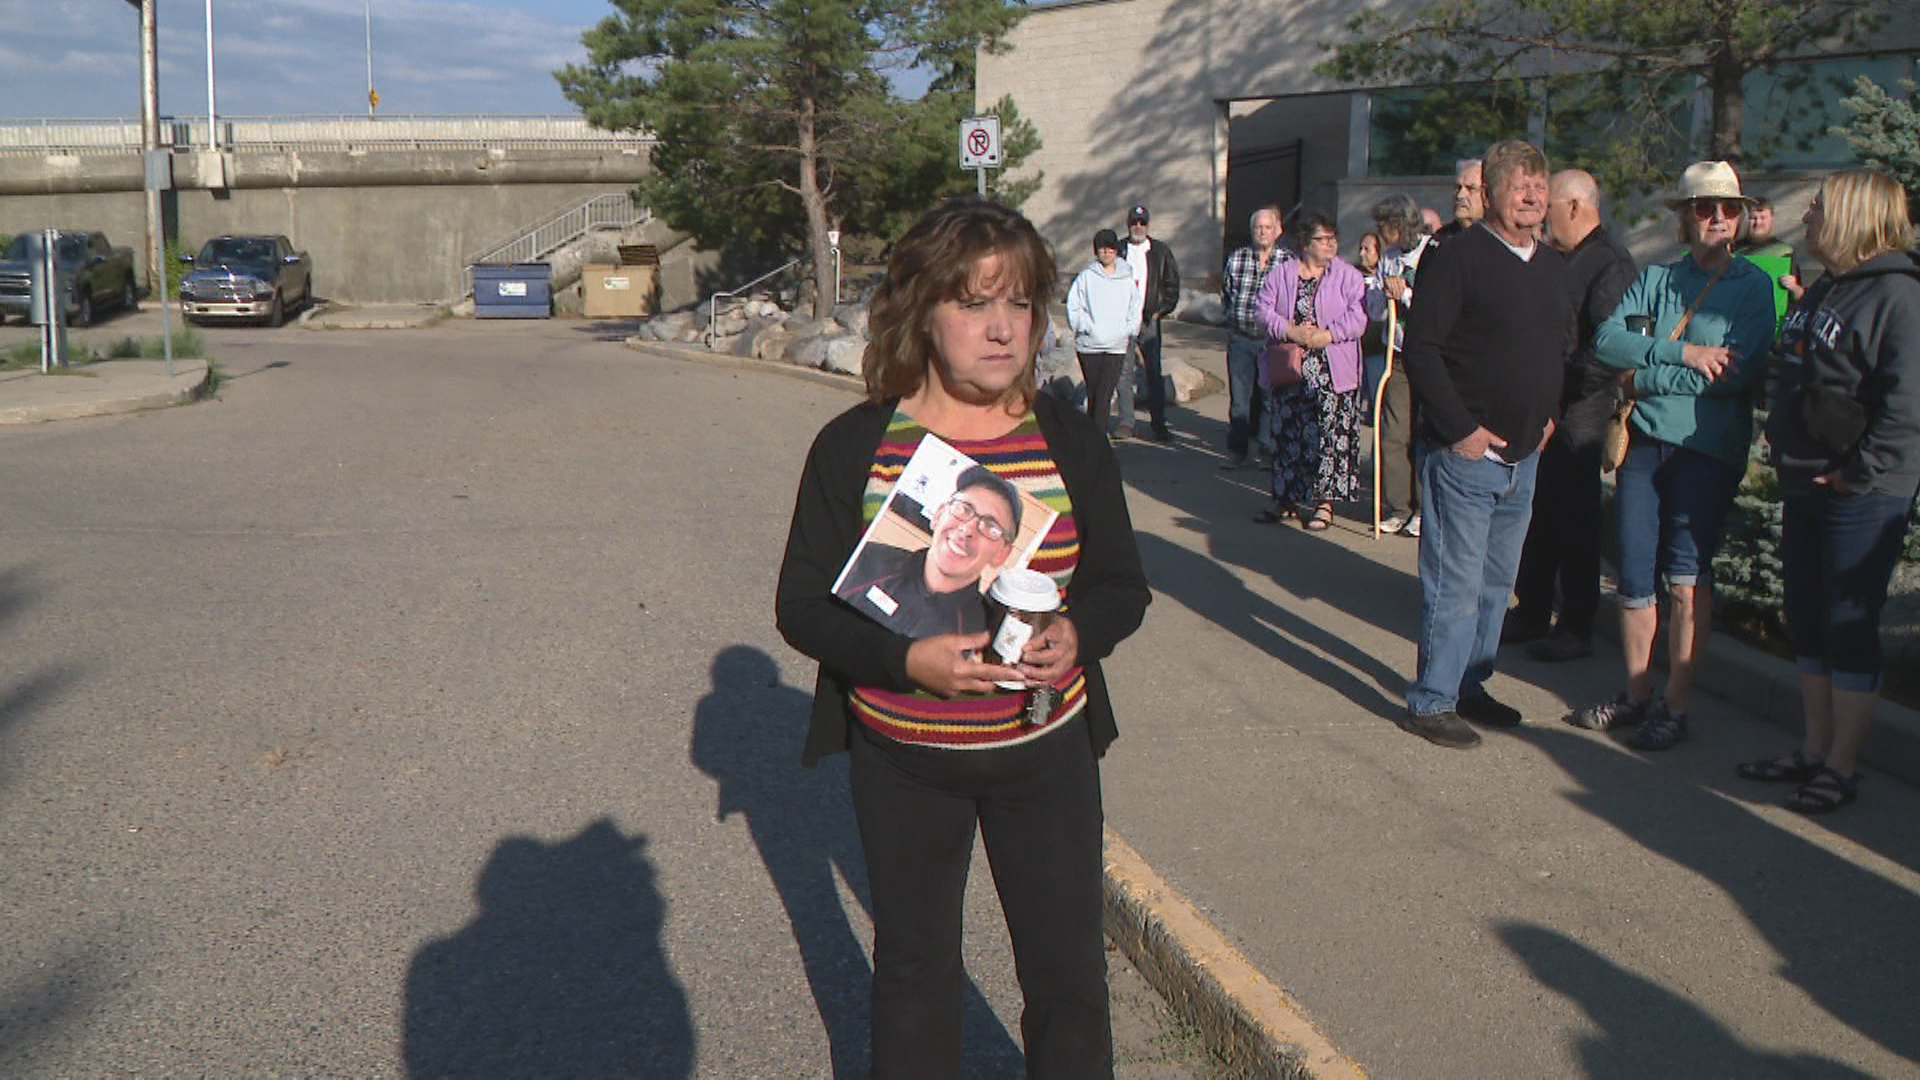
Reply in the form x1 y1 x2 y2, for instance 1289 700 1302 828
0 148 652 304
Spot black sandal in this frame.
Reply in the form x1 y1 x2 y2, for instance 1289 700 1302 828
1302 504 1333 531
1785 766 1859 815
1736 749 1823 783
1254 503 1296 524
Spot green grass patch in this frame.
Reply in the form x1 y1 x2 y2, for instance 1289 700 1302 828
98 325 206 359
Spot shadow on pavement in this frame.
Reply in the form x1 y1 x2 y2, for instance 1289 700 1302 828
402 819 696 1078
1499 923 1872 1078
689 645 1022 1079
1133 531 1405 722
1518 723 1920 1067
0 566 95 1067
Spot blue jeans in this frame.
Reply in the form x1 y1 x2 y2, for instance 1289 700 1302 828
1407 447 1540 716
1613 439 1742 607
1225 333 1267 455
1782 489 1917 692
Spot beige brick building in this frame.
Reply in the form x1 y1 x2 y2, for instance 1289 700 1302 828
978 0 1920 282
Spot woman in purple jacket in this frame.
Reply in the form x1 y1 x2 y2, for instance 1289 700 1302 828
1253 210 1372 530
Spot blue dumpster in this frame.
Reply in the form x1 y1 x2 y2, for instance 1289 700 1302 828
471 262 551 319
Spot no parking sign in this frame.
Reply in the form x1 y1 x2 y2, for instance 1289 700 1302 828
958 115 1002 170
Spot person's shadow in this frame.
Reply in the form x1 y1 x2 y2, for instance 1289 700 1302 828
1499 923 1873 1079
690 645 1022 1078
403 819 695 1078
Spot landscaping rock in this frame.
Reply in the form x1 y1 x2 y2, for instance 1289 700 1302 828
824 335 867 376
786 335 833 369
1173 289 1226 326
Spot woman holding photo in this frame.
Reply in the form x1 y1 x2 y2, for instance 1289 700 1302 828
775 197 1151 1077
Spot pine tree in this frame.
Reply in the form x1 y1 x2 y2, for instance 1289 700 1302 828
557 0 1036 318
1833 76 1920 215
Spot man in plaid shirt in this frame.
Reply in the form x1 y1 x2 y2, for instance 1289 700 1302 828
1220 205 1291 469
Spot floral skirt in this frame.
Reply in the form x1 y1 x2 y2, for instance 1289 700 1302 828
1270 352 1361 506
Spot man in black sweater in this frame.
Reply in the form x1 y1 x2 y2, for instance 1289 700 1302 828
1399 140 1574 749
1505 170 1638 662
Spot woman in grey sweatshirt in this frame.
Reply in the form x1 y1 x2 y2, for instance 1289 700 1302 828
1066 229 1142 434
1747 169 1920 813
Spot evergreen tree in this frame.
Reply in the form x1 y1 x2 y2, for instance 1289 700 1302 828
557 0 1034 317
1318 0 1890 198
1834 76 1920 215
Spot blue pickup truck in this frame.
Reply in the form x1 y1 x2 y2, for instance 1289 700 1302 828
179 235 314 328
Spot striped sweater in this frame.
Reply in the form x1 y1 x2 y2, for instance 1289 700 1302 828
849 409 1086 748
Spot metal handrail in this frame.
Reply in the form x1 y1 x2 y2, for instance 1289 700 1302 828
461 194 650 296
0 114 654 156
707 260 803 348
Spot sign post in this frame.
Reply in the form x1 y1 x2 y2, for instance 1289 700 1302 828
958 115 1002 197
145 148 174 376
826 229 841 305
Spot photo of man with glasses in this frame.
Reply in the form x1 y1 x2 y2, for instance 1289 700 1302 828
835 465 1026 639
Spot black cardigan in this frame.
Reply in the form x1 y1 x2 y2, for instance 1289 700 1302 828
774 392 1152 766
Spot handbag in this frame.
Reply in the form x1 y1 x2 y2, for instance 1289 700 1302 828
1797 381 1870 457
1599 263 1729 473
1264 340 1304 389
1600 397 1635 472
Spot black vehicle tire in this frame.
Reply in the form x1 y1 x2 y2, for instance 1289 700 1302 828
264 291 284 329
120 277 138 314
73 289 93 327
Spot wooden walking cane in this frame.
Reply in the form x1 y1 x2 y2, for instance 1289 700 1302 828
1372 301 1398 538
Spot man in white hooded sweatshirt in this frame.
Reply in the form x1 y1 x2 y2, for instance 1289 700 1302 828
1067 228 1143 437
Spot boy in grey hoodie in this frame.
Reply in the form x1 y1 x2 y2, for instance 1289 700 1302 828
1066 229 1143 435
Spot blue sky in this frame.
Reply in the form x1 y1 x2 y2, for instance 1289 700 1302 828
0 0 609 119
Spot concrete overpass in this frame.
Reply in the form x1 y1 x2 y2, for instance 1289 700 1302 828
0 115 706 306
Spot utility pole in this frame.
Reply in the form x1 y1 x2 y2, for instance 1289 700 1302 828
206 0 218 150
131 0 163 295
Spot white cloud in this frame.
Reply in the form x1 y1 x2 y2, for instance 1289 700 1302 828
0 0 592 118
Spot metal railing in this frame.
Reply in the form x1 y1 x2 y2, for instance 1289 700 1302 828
708 260 804 347
0 114 654 157
461 194 651 296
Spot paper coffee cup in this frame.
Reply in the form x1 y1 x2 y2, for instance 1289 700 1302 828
986 568 1062 687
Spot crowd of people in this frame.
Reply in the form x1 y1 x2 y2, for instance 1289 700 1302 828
770 146 1916 1073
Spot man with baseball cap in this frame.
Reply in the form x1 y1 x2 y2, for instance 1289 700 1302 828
1115 203 1181 442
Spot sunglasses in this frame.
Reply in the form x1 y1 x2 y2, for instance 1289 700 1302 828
1688 198 1746 221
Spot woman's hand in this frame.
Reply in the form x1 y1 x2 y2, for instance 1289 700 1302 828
1681 344 1732 381
906 633 1024 697
1017 616 1080 687
1813 470 1853 494
1617 368 1638 399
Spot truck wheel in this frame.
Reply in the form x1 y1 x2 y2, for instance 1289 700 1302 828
73 291 93 327
264 292 284 328
121 278 138 314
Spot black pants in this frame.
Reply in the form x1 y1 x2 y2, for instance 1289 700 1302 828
1513 430 1605 638
1077 351 1124 435
849 718 1112 1080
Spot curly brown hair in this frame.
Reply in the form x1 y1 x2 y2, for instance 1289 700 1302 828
863 197 1057 407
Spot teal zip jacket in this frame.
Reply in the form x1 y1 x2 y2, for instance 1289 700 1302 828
1594 253 1778 467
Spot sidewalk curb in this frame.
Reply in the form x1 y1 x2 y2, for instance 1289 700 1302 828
621 337 866 393
0 360 212 425
1590 602 1920 788
1104 829 1366 1080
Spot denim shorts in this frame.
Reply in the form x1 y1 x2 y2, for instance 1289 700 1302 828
1614 438 1743 607
1781 489 1918 691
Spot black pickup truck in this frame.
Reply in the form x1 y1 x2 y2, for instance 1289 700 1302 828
0 230 139 326
179 235 314 327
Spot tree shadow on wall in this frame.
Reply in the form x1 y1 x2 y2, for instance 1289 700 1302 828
690 645 1023 1078
403 819 695 1079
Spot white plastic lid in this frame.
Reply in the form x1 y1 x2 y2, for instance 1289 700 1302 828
989 567 1062 613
